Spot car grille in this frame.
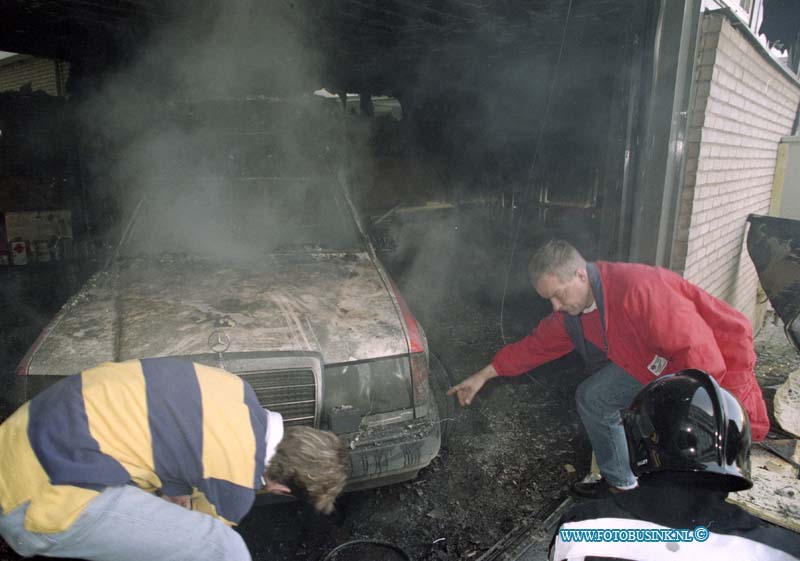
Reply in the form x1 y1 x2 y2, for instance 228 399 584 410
179 353 323 427
239 368 318 426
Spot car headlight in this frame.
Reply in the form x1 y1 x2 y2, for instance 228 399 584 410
323 357 413 431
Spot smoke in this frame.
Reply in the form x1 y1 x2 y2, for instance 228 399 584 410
76 0 338 262
72 0 640 328
337 0 641 334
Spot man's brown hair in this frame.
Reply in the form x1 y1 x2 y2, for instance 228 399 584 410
527 239 586 284
266 426 350 514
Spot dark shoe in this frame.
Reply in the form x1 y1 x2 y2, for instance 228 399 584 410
569 478 620 499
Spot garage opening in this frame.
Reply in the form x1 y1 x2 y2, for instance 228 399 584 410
2 0 658 324
0 0 676 559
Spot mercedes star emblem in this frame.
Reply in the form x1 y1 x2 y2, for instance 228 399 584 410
208 330 231 354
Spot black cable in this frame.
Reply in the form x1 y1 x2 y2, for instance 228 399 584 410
431 350 455 388
430 351 456 446
499 0 573 345
319 539 413 561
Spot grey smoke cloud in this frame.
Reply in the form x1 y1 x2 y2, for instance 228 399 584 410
73 0 638 310
76 0 346 263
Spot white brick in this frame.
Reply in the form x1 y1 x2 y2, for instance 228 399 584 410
706 14 724 33
700 48 717 67
684 12 800 321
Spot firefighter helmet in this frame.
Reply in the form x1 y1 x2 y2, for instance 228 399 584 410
623 369 752 491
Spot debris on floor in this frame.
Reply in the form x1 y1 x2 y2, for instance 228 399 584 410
775 368 800 438
727 444 800 533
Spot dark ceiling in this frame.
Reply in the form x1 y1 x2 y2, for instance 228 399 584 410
0 0 637 96
2 0 797 96
0 0 182 61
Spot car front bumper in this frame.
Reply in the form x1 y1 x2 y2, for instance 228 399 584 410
255 405 441 504
342 408 442 492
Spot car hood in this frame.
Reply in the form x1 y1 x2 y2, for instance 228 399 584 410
24 252 409 375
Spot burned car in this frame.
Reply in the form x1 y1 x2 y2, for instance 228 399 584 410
16 97 441 491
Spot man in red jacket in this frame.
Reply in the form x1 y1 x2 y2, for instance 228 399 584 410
448 239 769 498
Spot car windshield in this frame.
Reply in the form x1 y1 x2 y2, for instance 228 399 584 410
122 176 363 259
118 98 364 259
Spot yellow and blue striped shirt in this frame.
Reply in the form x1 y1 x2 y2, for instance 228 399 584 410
0 358 267 533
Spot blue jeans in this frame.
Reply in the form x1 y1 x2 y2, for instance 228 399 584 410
0 485 251 561
575 363 643 488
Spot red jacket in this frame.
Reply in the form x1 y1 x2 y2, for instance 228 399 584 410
492 261 769 440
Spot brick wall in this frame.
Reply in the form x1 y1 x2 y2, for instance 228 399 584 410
672 11 800 326
0 55 70 97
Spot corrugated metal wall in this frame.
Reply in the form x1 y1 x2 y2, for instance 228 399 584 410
0 55 70 97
